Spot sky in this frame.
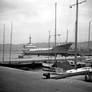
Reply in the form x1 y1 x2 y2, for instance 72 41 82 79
0 0 92 44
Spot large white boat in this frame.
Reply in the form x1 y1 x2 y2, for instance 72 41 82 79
22 36 72 56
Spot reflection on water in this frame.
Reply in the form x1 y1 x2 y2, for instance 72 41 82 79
0 50 21 61
0 50 54 62
0 50 91 62
0 51 66 62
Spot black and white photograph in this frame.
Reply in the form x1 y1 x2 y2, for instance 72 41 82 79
0 0 92 92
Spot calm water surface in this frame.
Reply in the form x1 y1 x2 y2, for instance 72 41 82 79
0 50 91 63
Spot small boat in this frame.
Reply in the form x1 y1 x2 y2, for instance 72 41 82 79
42 62 53 68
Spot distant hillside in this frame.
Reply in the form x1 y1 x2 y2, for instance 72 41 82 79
0 42 55 51
0 41 92 51
71 41 92 50
78 41 92 49
0 44 23 51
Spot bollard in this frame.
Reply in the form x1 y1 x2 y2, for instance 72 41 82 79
43 73 50 79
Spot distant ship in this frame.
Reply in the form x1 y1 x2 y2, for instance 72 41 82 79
22 36 72 56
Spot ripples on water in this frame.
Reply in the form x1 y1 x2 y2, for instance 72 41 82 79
0 50 90 63
0 50 21 61
0 50 57 62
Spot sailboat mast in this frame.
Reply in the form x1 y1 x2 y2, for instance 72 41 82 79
29 35 31 44
9 23 13 63
75 0 79 69
2 24 5 63
54 2 57 62
88 21 91 58
48 31 51 49
55 2 57 47
48 31 51 60
66 28 68 43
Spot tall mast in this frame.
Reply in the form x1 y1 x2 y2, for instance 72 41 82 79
2 24 5 63
65 28 68 61
70 0 86 69
74 0 79 69
66 28 68 43
48 31 51 60
55 2 57 47
9 23 13 63
29 35 31 44
88 21 91 58
54 2 57 62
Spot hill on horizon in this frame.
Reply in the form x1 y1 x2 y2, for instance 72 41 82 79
0 41 92 51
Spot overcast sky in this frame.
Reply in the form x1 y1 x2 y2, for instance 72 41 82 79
0 0 92 44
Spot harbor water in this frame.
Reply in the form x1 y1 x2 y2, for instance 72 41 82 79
0 50 75 62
